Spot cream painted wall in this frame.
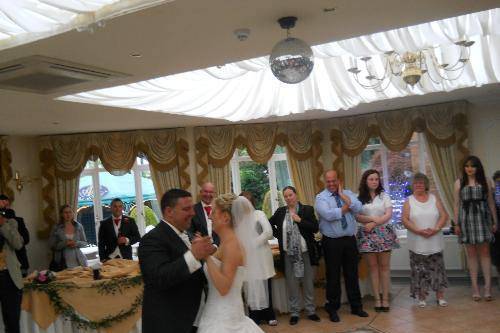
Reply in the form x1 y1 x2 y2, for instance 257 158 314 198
5 136 49 272
468 101 500 178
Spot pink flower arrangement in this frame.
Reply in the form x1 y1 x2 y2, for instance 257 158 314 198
34 270 55 284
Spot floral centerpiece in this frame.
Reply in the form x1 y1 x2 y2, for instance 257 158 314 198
33 270 56 284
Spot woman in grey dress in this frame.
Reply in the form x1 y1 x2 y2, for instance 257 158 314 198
454 156 498 301
49 204 88 269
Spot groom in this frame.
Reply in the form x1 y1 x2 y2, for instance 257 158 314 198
139 189 214 333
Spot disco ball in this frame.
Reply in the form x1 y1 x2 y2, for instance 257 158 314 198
269 37 314 84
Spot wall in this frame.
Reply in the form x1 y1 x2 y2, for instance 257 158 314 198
5 136 49 272
468 100 500 177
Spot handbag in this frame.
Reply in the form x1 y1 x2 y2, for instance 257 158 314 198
49 251 66 272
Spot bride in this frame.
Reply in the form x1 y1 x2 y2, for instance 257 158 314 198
197 194 267 333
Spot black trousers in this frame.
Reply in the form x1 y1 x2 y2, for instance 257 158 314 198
248 278 276 324
322 235 362 312
0 270 22 333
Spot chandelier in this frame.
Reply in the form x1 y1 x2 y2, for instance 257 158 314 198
347 40 475 91
269 16 314 84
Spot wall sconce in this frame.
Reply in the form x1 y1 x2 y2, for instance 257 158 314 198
14 171 39 192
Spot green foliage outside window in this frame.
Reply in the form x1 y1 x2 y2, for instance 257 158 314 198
130 205 159 227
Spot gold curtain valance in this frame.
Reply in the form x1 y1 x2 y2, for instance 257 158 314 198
40 128 186 179
197 122 323 164
329 100 468 157
195 121 324 191
0 136 14 201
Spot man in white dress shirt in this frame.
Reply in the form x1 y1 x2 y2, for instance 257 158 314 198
139 189 214 333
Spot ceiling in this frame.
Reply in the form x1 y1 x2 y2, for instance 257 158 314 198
0 0 499 136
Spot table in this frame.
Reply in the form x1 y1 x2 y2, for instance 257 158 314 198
18 259 143 333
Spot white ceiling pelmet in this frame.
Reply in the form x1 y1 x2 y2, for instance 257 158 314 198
0 0 173 51
59 8 500 122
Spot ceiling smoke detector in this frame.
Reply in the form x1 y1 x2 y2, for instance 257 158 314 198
234 28 250 41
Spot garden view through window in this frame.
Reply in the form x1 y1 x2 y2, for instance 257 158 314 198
231 146 293 217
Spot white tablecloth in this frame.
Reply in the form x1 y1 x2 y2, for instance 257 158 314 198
22 311 140 333
0 308 141 333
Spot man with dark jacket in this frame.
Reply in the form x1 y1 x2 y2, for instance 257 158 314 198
188 182 220 246
0 194 29 277
98 198 140 261
139 189 213 333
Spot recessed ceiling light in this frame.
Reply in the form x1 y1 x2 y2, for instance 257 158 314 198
129 53 142 58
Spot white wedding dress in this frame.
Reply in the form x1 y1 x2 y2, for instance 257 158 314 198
197 257 264 333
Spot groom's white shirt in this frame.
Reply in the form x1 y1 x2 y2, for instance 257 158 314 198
161 220 205 327
162 220 202 273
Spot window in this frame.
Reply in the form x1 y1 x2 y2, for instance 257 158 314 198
361 133 441 227
231 146 293 217
77 157 159 245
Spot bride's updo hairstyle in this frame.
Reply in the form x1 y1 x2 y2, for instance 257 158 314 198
214 193 238 225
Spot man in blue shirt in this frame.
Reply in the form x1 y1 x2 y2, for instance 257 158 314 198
315 170 368 322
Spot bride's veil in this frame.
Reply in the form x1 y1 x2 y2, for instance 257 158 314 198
231 196 269 310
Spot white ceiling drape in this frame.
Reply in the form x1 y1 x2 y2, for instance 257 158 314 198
0 0 173 50
60 8 500 121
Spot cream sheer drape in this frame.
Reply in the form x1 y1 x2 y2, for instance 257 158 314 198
424 141 460 217
55 177 80 221
151 168 180 202
208 165 232 195
288 159 317 206
195 121 323 202
0 0 173 51
343 154 362 193
61 9 500 122
38 128 188 238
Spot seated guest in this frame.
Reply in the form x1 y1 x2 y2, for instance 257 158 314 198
0 208 24 333
240 191 277 326
0 194 30 277
98 198 141 261
189 182 220 246
403 173 449 307
269 186 321 326
49 204 88 269
355 169 399 312
315 170 368 322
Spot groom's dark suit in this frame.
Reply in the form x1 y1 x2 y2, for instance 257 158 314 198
139 221 205 333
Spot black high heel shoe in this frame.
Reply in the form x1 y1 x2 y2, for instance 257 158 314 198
374 299 382 312
381 299 390 312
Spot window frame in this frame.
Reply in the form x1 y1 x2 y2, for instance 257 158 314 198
361 133 438 227
230 148 292 214
79 159 151 243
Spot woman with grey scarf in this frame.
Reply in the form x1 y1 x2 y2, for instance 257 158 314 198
269 186 320 326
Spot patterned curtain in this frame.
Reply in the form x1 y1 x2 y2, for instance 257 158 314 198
195 121 324 201
38 128 189 238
